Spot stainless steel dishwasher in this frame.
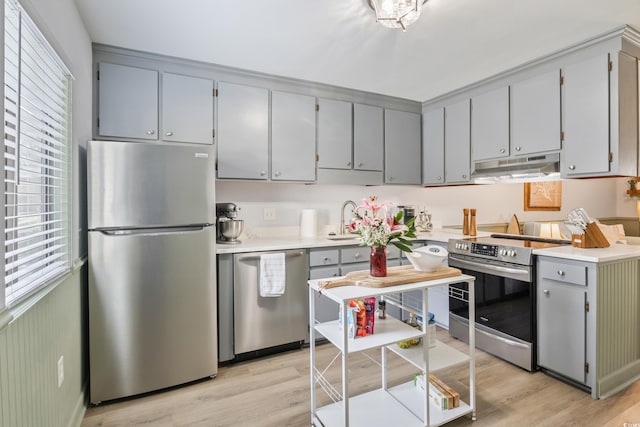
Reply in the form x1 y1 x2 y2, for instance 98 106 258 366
233 249 308 356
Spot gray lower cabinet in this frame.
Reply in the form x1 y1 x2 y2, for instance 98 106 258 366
384 109 421 184
537 258 587 384
97 62 159 140
216 81 269 179
308 245 400 333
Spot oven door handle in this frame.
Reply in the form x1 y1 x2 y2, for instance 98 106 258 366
449 256 530 276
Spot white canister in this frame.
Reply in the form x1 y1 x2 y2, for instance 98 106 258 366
300 209 318 238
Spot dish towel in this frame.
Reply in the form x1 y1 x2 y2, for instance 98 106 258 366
259 253 286 297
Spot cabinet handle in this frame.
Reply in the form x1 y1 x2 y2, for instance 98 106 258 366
499 148 506 154
323 257 329 262
436 176 442 181
568 165 576 171
543 289 550 295
260 171 266 176
358 163 364 167
165 131 173 136
515 146 521 152
274 171 281 177
354 253 361 259
347 161 351 167
557 270 565 276
388 176 394 181
462 174 467 179
146 130 155 135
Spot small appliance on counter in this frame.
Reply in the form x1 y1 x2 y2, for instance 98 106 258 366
398 205 415 224
216 202 244 244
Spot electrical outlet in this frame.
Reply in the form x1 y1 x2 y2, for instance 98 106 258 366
263 207 276 221
57 356 64 388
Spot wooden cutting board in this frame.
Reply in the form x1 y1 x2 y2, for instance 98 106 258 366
319 265 462 289
507 214 521 235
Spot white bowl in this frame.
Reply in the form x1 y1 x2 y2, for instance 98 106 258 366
406 245 448 272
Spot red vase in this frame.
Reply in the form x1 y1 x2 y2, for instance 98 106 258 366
370 246 387 277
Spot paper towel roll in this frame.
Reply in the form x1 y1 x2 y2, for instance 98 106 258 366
300 209 318 238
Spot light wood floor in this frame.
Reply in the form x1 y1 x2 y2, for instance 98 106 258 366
82 330 640 427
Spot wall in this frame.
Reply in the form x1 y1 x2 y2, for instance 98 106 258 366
217 177 627 237
0 268 86 427
0 0 92 426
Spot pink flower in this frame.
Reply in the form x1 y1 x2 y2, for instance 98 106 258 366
386 214 408 233
358 196 388 215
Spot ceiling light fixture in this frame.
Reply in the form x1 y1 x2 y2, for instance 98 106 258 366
367 0 427 31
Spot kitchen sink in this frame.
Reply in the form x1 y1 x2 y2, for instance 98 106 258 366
326 235 360 241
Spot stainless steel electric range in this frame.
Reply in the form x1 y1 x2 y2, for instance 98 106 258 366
447 234 570 371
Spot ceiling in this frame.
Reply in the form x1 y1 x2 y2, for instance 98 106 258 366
73 0 640 102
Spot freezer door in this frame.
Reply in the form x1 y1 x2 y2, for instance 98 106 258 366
88 140 215 229
89 226 217 403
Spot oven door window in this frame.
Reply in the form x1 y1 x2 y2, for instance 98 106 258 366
450 267 532 342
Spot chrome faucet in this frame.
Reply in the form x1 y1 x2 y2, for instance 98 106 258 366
340 200 357 235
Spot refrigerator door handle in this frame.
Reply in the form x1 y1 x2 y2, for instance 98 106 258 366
99 226 209 236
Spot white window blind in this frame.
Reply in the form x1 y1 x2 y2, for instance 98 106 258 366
4 0 72 306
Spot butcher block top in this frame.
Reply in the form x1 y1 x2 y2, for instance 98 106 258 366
318 265 462 289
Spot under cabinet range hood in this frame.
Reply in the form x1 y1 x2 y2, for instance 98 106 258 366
471 152 561 183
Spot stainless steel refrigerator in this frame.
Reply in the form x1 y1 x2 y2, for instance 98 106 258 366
87 140 217 404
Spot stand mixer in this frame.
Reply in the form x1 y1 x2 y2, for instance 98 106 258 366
216 202 244 244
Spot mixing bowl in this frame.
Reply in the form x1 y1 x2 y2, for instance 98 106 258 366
406 245 448 272
219 219 244 241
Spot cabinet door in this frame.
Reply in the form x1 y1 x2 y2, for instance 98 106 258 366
385 109 421 184
317 98 352 169
511 70 561 156
471 86 510 161
162 73 214 144
563 54 610 176
354 104 383 171
422 108 445 185
538 279 586 383
445 100 471 183
216 82 269 180
98 62 158 140
271 91 316 181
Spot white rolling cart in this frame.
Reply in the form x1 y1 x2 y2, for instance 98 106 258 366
308 273 476 427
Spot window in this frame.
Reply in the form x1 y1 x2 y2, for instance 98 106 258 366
4 0 72 306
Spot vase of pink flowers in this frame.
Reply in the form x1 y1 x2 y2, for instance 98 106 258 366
349 196 417 277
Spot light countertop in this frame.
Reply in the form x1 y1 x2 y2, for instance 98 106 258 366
533 243 640 262
215 228 640 263
215 228 490 254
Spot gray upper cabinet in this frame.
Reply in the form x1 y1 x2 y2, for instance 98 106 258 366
271 91 316 182
562 54 610 177
317 98 352 169
422 108 445 185
98 62 158 140
216 81 269 180
563 52 638 178
511 70 561 156
162 73 214 145
445 100 471 183
354 104 383 171
471 86 510 161
385 109 421 184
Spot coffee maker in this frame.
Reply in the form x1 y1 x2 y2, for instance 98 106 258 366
216 202 244 244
